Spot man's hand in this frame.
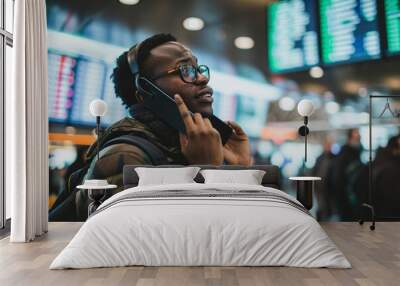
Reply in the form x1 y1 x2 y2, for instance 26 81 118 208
223 121 252 166
175 94 224 165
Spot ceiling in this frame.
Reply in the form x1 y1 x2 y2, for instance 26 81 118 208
47 0 276 72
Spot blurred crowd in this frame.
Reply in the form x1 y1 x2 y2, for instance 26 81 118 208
312 129 400 221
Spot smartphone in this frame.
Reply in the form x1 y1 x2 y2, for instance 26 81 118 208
137 76 233 145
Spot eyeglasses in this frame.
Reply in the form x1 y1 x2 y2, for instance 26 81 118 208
152 64 210 83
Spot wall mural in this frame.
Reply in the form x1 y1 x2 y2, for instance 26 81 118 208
46 1 400 222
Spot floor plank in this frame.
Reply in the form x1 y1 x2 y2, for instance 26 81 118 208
0 222 399 286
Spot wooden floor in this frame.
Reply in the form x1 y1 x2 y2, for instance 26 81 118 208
0 222 399 286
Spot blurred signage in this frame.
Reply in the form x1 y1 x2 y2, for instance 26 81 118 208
48 50 129 126
384 0 400 55
48 53 76 122
267 0 319 73
320 0 381 64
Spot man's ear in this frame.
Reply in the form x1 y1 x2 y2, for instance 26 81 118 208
135 91 144 103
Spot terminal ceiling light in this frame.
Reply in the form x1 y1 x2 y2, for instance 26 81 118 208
183 17 204 31
323 91 334 100
278 96 296 111
234 36 254 49
325 101 340 114
119 0 140 5
309 66 324 78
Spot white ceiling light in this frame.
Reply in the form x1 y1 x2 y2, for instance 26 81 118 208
323 91 334 99
325 101 340 114
183 17 204 31
119 0 140 5
309 66 324 78
234 36 254 49
278 96 296 111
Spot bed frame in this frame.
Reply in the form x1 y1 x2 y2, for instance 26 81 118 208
123 165 281 190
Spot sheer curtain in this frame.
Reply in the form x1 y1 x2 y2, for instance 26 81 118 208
7 0 48 242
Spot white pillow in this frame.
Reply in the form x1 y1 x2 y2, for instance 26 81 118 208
135 167 200 186
200 169 266 185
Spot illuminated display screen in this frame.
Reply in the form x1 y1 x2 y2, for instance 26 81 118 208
48 51 128 126
69 59 107 125
320 0 381 64
268 0 319 73
48 53 76 122
384 0 400 55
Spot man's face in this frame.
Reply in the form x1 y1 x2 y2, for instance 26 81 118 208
142 41 213 116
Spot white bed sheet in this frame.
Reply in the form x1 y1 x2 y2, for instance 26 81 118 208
50 183 351 269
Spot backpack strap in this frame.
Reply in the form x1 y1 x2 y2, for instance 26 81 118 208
100 134 167 165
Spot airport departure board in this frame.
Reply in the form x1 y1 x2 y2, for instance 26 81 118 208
320 0 381 65
384 0 400 55
268 0 319 73
48 53 76 122
48 51 129 126
69 59 107 125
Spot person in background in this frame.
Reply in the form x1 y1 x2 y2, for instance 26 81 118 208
373 134 400 217
330 129 364 221
312 135 337 221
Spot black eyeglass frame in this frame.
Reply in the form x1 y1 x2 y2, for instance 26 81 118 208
151 64 210 83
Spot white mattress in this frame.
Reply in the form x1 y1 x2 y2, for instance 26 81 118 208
50 183 351 269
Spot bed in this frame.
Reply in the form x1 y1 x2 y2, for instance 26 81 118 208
50 165 351 269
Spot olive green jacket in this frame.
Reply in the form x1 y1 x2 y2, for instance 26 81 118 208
74 106 187 220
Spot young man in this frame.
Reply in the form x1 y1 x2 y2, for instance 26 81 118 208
69 34 252 220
